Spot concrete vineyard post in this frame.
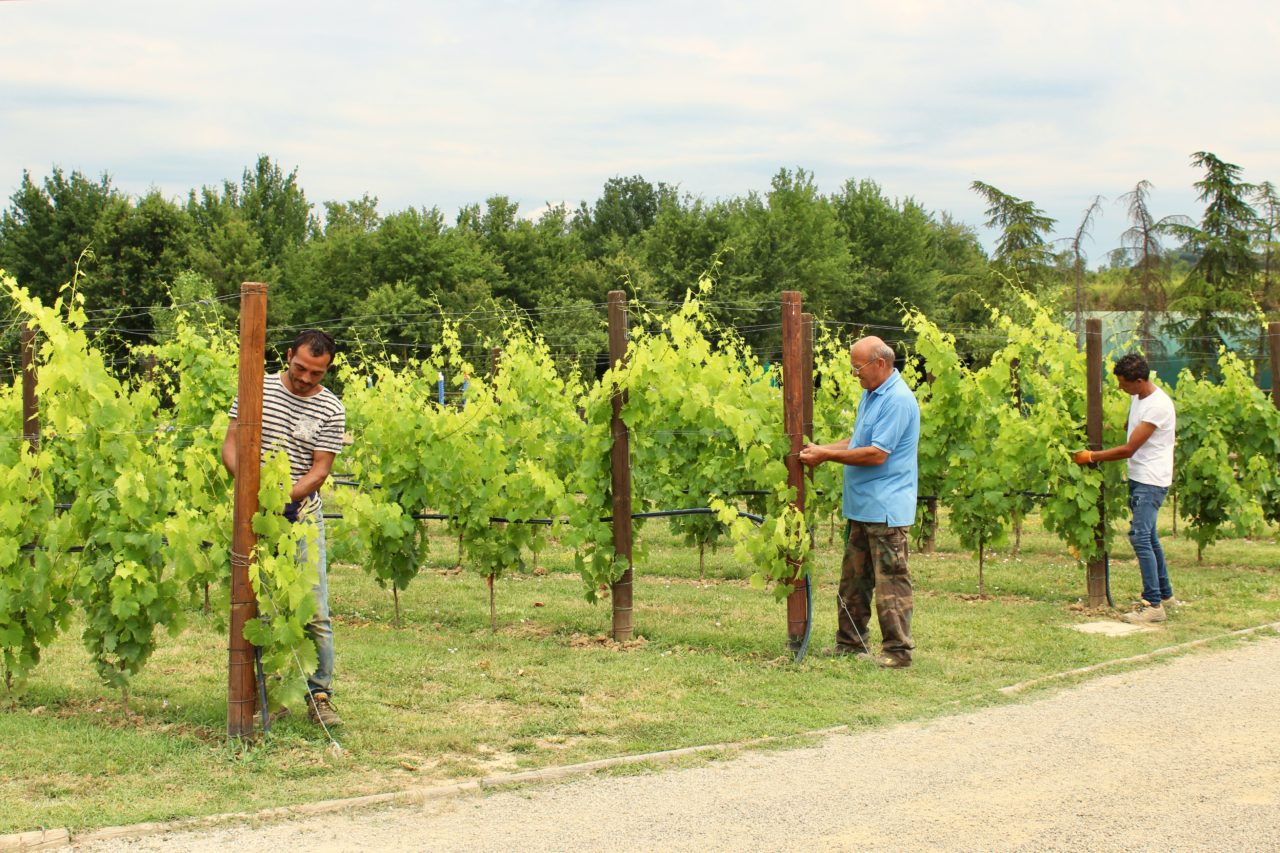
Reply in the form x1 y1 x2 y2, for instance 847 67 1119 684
229 282 267 740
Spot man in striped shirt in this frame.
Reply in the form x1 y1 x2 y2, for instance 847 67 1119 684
222 330 347 727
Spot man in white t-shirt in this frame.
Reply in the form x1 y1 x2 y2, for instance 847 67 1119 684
1072 353 1176 624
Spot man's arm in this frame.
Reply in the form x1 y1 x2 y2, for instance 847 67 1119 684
1072 421 1156 465
224 417 336 498
800 440 889 468
291 451 336 501
221 419 238 475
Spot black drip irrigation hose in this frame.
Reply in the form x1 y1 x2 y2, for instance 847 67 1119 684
1104 551 1114 608
401 512 554 526
254 646 272 734
795 573 813 664
322 507 768 526
623 508 766 525
330 480 782 500
915 490 1056 502
20 508 767 552
1102 482 1114 608
20 538 210 554
49 488 1045 513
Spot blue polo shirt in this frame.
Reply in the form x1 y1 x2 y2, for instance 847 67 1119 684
842 369 920 528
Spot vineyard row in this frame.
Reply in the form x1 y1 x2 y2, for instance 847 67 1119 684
2 272 1279 730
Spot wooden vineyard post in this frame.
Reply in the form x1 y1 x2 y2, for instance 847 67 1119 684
1010 357 1024 556
607 291 635 642
801 313 814 447
229 282 267 740
16 325 39 694
1085 319 1108 608
21 323 38 455
800 312 818 574
922 372 938 554
1270 322 1280 410
1010 357 1024 413
781 292 810 653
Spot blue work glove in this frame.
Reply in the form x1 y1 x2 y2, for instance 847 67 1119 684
282 493 320 523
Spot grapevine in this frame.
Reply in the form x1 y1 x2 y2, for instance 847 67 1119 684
0 372 65 689
2 264 1278 698
243 450 322 711
5 275 182 698
1173 347 1280 558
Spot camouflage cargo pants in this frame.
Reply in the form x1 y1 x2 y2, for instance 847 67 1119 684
837 520 914 663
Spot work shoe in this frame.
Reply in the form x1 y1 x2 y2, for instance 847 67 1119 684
1121 602 1167 624
1161 596 1185 610
856 652 911 668
307 691 343 727
819 645 860 658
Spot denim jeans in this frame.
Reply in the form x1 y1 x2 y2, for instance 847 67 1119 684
1128 480 1172 606
297 514 334 696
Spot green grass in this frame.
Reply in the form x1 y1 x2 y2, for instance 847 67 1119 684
2 508 1278 834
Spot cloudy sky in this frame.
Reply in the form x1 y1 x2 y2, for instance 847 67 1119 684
2 0 1277 261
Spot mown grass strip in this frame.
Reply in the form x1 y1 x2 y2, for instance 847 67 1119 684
1 510 1277 834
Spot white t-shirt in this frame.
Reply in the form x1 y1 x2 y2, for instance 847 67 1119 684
1127 385 1175 488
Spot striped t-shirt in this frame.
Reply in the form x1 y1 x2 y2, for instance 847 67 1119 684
229 373 346 486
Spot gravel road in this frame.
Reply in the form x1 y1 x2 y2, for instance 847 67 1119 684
72 636 1280 853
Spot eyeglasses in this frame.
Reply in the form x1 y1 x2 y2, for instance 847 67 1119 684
851 357 881 376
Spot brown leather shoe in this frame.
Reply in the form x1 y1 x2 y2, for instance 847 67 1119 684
307 691 343 727
865 653 916 666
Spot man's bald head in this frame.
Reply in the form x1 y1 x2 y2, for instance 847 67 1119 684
850 336 896 390
852 336 895 364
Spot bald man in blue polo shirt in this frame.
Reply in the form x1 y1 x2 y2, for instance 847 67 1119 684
801 336 920 668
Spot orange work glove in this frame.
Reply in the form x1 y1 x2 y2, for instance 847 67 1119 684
1071 449 1094 465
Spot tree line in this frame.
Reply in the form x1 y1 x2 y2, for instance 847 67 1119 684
1 152 1275 373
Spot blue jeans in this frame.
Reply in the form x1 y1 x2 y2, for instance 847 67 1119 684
1128 480 1172 606
297 514 334 696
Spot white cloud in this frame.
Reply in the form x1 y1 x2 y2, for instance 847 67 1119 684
1 0 1277 258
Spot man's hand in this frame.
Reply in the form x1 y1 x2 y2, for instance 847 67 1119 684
221 420 238 476
283 493 321 523
799 443 823 467
1071 449 1093 465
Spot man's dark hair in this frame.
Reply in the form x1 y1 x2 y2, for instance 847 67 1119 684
1113 352 1150 382
291 329 337 363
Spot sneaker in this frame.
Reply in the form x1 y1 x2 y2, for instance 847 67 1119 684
1121 603 1167 624
307 691 343 727
1161 596 1184 610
